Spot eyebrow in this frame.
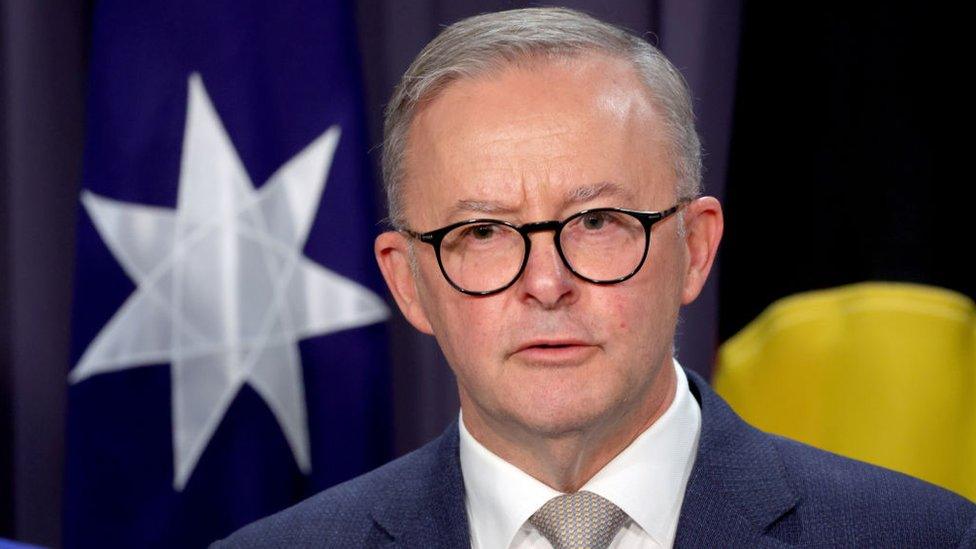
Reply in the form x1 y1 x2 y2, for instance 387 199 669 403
565 181 633 205
449 199 518 218
447 181 634 220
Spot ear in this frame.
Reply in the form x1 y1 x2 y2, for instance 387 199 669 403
375 231 435 335
680 196 724 304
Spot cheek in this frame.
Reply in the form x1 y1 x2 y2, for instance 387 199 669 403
607 295 632 332
602 273 680 348
451 304 496 350
619 293 643 331
423 287 502 365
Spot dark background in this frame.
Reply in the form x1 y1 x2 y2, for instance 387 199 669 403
6 1 954 546
720 4 972 339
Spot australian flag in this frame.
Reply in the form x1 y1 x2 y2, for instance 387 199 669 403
66 1 392 546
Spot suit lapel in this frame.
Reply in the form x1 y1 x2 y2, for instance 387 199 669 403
369 421 470 548
675 369 799 548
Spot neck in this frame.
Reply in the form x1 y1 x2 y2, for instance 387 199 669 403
461 358 677 492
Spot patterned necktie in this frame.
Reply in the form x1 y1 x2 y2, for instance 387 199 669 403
528 491 629 549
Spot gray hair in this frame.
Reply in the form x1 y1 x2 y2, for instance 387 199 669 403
382 7 701 228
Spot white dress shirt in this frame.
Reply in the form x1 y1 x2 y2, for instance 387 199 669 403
459 359 701 549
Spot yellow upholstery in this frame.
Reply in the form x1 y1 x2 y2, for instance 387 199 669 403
715 282 976 500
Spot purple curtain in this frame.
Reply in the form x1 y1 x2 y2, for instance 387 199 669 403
1 1 90 546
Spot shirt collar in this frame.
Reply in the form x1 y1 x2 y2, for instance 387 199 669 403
581 358 701 545
459 359 702 548
459 413 562 549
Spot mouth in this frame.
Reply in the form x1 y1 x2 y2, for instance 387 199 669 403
510 339 598 365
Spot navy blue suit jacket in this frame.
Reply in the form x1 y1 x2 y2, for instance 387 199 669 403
215 369 976 547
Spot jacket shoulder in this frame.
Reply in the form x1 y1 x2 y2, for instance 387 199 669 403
212 435 444 548
768 434 976 545
681 368 976 547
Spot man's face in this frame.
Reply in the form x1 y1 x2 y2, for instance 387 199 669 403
383 54 696 439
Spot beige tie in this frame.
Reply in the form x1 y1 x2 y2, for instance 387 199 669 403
528 491 628 549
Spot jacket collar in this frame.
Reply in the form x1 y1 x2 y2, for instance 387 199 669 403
369 421 470 548
675 369 799 547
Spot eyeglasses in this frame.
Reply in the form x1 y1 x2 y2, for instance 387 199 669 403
401 202 687 295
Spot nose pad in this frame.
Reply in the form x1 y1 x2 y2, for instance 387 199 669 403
517 232 576 306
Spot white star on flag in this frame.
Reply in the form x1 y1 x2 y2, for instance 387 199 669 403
71 73 390 490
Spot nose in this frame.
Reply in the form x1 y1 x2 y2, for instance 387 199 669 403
516 232 578 308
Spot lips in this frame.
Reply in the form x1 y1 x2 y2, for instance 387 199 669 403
510 338 598 364
515 338 591 353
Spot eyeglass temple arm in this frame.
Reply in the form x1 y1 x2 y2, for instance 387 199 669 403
401 228 440 247
642 199 691 227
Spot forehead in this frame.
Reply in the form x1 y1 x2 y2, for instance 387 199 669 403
402 53 675 226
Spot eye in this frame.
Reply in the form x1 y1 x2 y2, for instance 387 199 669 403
464 223 500 240
581 212 612 230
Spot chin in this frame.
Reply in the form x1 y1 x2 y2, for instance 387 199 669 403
506 392 612 438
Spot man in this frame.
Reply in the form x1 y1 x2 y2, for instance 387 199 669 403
217 8 975 548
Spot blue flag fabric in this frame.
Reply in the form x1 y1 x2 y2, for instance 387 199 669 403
66 2 391 546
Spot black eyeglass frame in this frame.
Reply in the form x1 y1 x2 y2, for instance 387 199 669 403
402 202 688 296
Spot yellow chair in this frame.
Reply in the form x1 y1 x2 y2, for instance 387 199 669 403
714 282 976 501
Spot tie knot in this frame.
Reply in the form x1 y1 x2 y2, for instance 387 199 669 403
528 491 628 549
